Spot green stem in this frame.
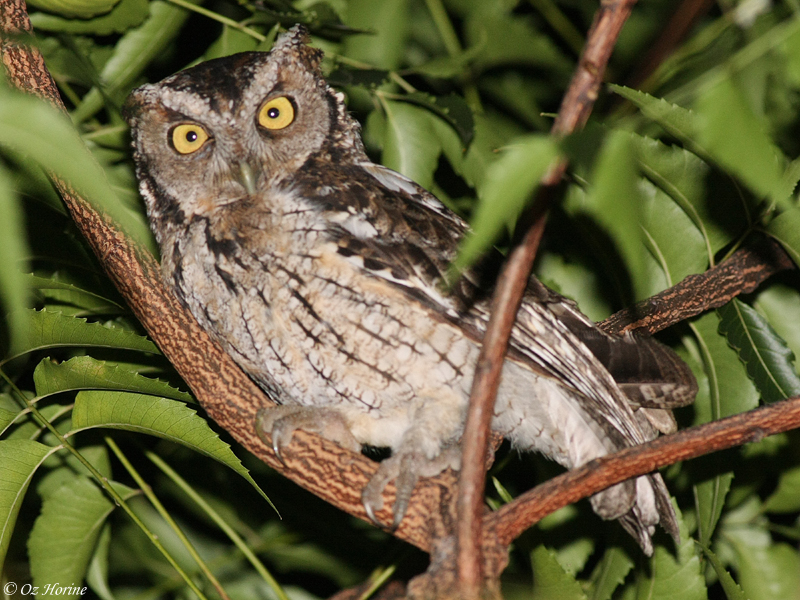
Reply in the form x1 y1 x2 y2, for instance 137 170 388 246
146 451 292 600
105 437 229 600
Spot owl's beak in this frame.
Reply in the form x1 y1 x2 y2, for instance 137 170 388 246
237 161 259 196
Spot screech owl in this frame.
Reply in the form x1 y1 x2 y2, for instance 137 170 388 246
124 25 697 555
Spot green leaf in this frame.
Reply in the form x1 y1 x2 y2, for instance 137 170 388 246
694 472 733 548
690 312 760 424
0 440 57 570
393 92 474 147
465 5 572 73
717 299 800 402
632 134 743 261
2 309 158 366
530 545 588 600
71 392 273 507
0 163 30 353
380 100 442 190
33 356 192 402
29 476 137 596
585 130 648 299
343 0 409 70
610 85 701 148
587 546 634 600
71 0 200 123
726 530 800 600
0 84 153 249
700 545 747 600
635 503 706 600
28 0 120 19
766 206 800 267
763 464 800 513
30 0 149 34
454 134 559 273
695 77 786 203
756 284 800 374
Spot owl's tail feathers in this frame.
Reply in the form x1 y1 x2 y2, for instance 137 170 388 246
598 472 679 557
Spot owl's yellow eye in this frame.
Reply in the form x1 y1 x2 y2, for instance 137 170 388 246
171 124 209 154
258 97 295 130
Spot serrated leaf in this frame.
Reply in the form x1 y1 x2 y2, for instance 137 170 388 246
71 391 273 507
30 0 149 34
763 464 800 513
695 77 786 203
694 472 733 548
717 299 800 402
380 100 442 190
530 545 588 600
29 476 137 596
635 502 706 600
767 206 800 267
587 546 634 600
700 545 747 600
610 85 701 148
454 134 559 273
34 356 192 402
0 440 57 570
1 309 158 366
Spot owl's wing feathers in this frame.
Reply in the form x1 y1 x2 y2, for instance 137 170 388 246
318 163 695 430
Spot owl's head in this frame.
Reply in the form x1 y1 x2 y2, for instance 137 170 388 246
124 25 362 239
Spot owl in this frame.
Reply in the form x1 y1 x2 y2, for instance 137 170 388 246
124 25 697 555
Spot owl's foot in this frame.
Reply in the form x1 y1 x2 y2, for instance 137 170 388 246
256 406 362 463
362 445 461 529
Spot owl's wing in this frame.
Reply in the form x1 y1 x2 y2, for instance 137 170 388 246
317 161 694 444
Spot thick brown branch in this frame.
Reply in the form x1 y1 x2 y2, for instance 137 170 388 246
487 395 800 545
600 237 795 336
0 0 448 554
456 0 638 595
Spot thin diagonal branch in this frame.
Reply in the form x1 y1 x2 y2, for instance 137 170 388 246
456 0 638 595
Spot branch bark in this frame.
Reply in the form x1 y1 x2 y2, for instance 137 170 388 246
600 236 795 336
457 0 638 595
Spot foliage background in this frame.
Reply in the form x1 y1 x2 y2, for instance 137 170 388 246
3 0 800 598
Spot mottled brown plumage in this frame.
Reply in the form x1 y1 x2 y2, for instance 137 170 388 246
124 26 697 555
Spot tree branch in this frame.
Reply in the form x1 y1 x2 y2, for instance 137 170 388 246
457 0 638 594
600 236 795 336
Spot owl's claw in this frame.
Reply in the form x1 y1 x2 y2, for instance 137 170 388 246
361 445 461 529
255 406 362 465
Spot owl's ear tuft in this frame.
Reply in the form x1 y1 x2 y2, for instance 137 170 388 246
272 24 323 73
